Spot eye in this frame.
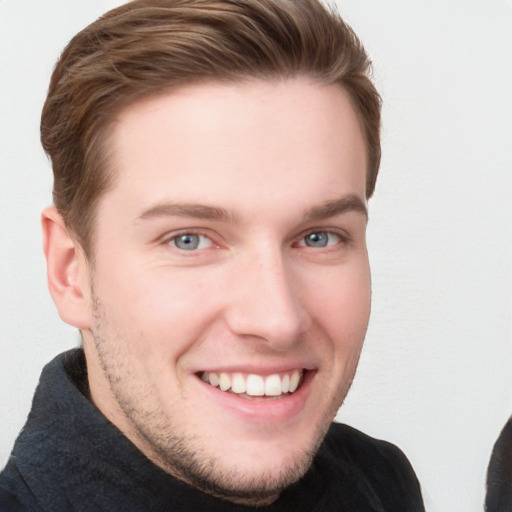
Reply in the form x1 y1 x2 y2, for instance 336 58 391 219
169 233 213 251
298 231 342 248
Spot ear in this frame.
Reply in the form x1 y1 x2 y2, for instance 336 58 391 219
42 206 91 329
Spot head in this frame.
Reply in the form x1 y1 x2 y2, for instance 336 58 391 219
42 0 381 506
41 0 380 257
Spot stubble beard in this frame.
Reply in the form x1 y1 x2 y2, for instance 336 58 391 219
89 291 355 506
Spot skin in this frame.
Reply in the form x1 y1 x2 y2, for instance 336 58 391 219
43 78 371 506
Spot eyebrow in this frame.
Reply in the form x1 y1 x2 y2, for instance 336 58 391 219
136 194 367 224
304 195 368 221
137 203 239 222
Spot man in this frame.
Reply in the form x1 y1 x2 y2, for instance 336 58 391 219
0 0 424 510
486 416 512 512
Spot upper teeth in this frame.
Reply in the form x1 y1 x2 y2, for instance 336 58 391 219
200 370 303 397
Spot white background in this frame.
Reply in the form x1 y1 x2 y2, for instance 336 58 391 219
0 1 510 511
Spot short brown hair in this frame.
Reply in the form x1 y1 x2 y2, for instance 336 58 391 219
41 0 381 256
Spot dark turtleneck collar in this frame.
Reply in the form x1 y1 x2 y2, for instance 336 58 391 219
9 349 329 511
4 349 424 512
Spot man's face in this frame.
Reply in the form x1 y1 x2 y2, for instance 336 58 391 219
80 79 370 505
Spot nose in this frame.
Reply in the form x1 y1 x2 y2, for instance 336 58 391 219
224 245 311 351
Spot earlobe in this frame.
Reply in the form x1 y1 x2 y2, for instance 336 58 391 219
42 206 91 329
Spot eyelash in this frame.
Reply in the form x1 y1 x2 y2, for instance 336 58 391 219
164 230 215 252
163 228 349 253
294 229 350 250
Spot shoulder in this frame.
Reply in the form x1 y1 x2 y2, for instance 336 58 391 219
0 457 43 512
486 416 512 512
324 422 413 466
322 422 420 483
317 422 425 511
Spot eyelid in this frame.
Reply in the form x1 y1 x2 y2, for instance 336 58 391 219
294 228 350 247
157 226 350 251
160 228 218 249
173 233 212 250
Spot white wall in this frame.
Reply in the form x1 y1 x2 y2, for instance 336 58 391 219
1 1 510 511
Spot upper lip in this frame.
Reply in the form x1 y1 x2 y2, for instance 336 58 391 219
193 362 317 376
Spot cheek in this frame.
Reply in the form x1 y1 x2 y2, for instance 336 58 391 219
311 264 371 345
104 268 224 354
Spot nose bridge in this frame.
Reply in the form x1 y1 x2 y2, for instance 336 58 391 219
226 242 310 349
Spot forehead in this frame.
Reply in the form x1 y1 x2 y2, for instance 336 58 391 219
102 79 367 220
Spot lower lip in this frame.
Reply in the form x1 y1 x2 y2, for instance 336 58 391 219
194 371 315 425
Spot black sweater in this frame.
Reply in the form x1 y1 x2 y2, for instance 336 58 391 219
0 349 424 511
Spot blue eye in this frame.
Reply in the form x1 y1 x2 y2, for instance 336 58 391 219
301 231 341 248
171 233 212 251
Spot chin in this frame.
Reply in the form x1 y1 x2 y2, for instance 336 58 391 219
151 419 330 507
179 449 315 506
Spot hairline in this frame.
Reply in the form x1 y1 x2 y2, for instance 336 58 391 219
78 74 372 261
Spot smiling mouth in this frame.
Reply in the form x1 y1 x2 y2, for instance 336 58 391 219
199 370 304 400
